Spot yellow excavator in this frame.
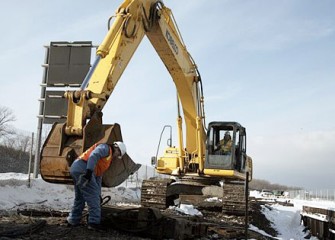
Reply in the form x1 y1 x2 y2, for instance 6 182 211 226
40 0 252 214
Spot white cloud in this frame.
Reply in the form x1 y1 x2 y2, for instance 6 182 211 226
249 130 335 188
179 1 335 52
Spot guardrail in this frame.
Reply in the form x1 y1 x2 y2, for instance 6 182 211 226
301 206 335 240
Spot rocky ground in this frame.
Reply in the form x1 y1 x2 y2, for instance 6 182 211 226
0 201 277 240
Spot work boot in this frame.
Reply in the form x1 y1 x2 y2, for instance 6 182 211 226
65 217 81 227
87 223 105 231
66 220 80 228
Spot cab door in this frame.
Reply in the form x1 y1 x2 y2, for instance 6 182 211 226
204 122 236 170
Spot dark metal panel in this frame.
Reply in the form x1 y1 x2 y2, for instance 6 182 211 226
70 45 92 64
47 46 70 85
43 90 67 124
46 41 92 86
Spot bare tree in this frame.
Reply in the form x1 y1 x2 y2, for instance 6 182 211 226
1 137 18 157
7 133 31 158
0 106 16 139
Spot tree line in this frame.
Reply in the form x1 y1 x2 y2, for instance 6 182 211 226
0 106 34 173
0 105 33 152
249 179 303 191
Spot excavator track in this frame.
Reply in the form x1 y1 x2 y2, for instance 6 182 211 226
222 181 248 216
141 179 171 209
141 178 249 217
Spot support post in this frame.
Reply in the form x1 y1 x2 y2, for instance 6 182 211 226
28 132 34 187
244 172 249 239
33 46 49 178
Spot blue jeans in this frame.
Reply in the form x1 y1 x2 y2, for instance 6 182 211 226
67 159 102 225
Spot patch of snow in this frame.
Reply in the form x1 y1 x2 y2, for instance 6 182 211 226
249 224 278 239
0 174 73 211
169 204 203 216
251 190 335 239
262 202 319 240
294 199 335 209
0 172 140 212
204 197 222 202
300 212 327 222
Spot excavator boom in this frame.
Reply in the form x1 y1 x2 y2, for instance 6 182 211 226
40 0 206 186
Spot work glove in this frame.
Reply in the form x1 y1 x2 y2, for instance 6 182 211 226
78 169 93 187
83 169 93 182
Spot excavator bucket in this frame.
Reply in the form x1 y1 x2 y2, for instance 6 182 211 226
40 117 140 187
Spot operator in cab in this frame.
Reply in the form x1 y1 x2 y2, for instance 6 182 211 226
217 131 232 154
66 141 127 230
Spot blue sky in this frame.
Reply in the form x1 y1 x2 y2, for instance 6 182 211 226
0 0 334 189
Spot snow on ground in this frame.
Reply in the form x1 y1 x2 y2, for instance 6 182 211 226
169 204 203 216
0 173 140 212
1 173 335 239
250 190 335 240
261 203 315 240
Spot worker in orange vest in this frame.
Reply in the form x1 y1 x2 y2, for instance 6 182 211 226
217 131 232 154
66 141 126 230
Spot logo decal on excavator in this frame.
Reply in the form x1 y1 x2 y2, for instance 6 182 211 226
166 30 178 55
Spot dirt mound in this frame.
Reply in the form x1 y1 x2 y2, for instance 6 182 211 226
249 202 278 237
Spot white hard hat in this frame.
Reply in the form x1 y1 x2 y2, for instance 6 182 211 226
114 141 127 157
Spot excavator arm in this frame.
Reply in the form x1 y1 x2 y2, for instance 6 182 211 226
66 0 206 151
40 0 206 185
145 2 207 170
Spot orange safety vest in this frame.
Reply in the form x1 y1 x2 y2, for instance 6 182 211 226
219 139 232 153
79 143 112 176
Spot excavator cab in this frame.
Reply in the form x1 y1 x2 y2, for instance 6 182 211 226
204 122 249 177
